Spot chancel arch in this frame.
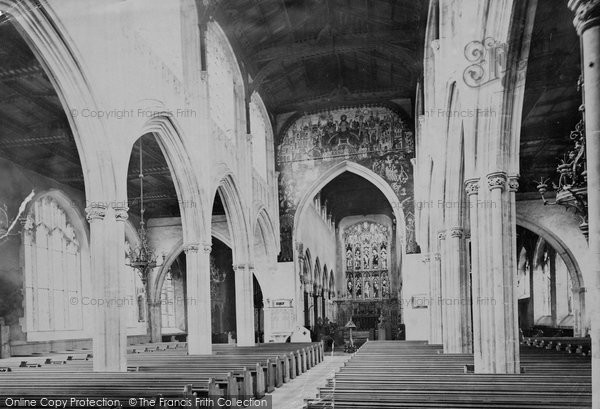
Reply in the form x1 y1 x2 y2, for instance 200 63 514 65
293 161 404 340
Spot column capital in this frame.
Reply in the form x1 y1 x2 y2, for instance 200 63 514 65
449 227 464 239
569 0 600 34
487 172 508 191
508 175 520 193
201 241 212 254
114 205 129 222
85 203 107 223
437 230 446 240
422 253 431 263
184 243 200 254
233 263 253 271
464 178 480 196
434 252 441 261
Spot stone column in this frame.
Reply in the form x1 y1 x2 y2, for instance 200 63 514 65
429 251 443 345
438 231 450 349
234 263 256 346
421 253 432 339
443 227 472 353
569 2 600 404
485 172 519 373
147 299 162 343
307 284 314 329
87 203 127 372
465 178 483 369
186 242 212 355
297 255 306 326
572 286 585 337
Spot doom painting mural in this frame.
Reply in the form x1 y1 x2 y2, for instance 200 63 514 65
276 106 416 261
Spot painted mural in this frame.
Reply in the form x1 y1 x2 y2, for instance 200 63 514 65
276 106 416 261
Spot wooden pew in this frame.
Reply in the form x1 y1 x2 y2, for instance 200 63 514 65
304 340 591 409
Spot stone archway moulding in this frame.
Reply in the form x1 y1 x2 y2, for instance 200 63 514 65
293 160 407 257
139 116 207 247
516 217 584 289
0 0 117 203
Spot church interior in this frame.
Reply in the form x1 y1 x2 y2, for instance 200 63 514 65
0 0 598 407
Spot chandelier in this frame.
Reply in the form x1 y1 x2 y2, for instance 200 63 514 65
537 76 588 239
0 190 35 242
127 139 162 284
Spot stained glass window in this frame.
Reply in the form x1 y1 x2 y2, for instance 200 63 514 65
343 221 391 300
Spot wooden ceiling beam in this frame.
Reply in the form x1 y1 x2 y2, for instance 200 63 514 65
253 29 414 62
271 87 411 114
1 80 64 118
0 63 44 82
251 41 416 92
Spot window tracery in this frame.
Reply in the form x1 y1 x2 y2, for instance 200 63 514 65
23 197 82 333
344 221 391 300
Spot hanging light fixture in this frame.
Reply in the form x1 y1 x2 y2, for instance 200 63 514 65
0 190 35 242
537 75 588 239
127 139 162 284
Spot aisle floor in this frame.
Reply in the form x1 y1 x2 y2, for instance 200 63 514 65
269 354 351 409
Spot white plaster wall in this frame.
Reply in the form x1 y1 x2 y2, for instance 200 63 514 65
296 204 336 277
402 253 430 341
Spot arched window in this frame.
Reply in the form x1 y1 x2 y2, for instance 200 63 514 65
22 194 86 338
161 270 176 329
207 22 237 142
343 221 391 300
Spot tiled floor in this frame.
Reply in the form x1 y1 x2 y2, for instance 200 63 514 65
269 354 351 409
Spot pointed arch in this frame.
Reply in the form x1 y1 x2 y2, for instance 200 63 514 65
304 248 312 285
214 174 250 265
0 1 117 203
314 258 322 291
254 207 279 261
293 161 406 266
137 116 207 246
517 218 583 290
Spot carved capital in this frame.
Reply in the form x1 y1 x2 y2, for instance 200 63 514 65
85 204 107 223
508 175 520 193
464 178 480 196
184 243 200 254
233 263 252 271
569 0 600 34
487 172 507 191
437 230 446 240
422 253 431 263
201 241 212 254
434 252 441 261
114 205 129 222
450 227 464 239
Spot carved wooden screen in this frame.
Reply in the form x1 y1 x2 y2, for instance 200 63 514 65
344 221 390 300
